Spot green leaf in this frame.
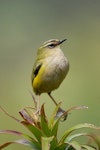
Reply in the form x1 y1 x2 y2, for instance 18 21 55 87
68 141 82 150
66 133 93 142
22 121 42 143
40 104 51 136
41 136 54 150
49 103 62 137
51 119 59 137
0 129 32 141
50 105 88 135
59 123 100 144
66 132 100 149
81 145 96 150
49 137 58 150
0 129 41 149
0 139 40 150
49 103 61 129
54 143 67 150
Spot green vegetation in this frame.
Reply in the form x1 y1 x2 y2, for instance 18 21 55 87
0 96 100 150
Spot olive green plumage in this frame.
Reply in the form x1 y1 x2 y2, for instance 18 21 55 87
31 39 69 95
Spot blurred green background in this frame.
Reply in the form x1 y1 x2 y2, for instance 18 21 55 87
0 0 100 149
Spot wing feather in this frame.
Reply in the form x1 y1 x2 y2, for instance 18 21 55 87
31 63 42 84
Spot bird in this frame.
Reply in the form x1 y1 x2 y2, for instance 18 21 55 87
31 39 69 118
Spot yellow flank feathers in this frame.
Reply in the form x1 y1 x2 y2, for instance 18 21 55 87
32 65 44 94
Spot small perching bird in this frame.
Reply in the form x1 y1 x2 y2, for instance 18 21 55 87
31 39 69 117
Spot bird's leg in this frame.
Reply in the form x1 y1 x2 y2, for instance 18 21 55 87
48 93 68 120
48 93 58 106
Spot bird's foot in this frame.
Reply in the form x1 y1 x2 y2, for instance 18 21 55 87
56 107 68 121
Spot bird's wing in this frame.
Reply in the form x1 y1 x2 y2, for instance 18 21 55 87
31 62 42 84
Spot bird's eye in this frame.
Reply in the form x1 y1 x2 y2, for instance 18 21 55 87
48 44 55 48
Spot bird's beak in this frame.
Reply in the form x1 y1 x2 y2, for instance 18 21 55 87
58 39 67 45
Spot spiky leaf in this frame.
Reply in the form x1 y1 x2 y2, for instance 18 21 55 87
0 139 40 150
22 121 42 143
40 104 51 136
59 123 100 144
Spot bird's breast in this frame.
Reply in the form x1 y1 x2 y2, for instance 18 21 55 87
33 50 69 94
